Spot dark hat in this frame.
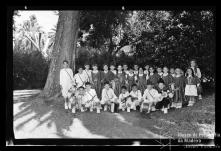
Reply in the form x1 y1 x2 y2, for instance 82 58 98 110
158 78 165 84
78 86 85 89
104 81 110 85
132 83 137 87
121 85 127 90
146 80 153 86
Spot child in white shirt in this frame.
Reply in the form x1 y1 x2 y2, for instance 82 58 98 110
142 80 161 113
74 66 87 88
83 82 100 113
127 84 142 112
75 86 86 112
101 82 118 112
118 86 130 111
83 63 92 83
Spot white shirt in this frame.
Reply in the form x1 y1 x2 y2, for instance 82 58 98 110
143 88 161 102
111 70 117 75
92 70 99 74
134 70 139 75
144 70 149 75
128 73 134 77
60 68 75 89
171 73 175 77
163 73 169 77
83 89 98 101
83 69 92 82
119 91 130 100
130 90 142 101
101 88 117 101
158 72 163 77
74 73 87 88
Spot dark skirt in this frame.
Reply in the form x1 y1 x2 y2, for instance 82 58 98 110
155 98 170 109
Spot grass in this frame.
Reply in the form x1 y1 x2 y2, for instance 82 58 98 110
142 94 215 138
13 89 215 139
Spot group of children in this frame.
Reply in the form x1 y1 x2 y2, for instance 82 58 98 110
59 59 202 114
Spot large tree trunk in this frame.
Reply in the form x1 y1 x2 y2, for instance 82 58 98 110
40 11 80 98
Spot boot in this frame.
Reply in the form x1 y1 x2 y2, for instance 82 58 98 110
127 107 130 112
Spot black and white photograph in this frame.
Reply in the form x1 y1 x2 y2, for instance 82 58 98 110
7 6 217 147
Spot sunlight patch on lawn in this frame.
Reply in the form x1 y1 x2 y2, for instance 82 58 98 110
114 113 133 125
62 118 107 138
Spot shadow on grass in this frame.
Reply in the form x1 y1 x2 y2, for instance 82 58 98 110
13 90 214 139
13 90 164 138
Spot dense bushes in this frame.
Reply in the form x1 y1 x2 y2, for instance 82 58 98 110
13 49 50 90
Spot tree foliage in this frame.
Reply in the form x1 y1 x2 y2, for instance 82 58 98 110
13 10 215 90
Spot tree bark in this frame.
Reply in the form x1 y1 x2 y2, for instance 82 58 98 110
40 11 80 98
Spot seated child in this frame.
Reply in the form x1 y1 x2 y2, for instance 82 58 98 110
142 80 161 113
127 84 142 112
118 86 130 111
101 81 118 113
155 78 174 114
75 86 86 112
67 84 78 113
83 82 100 113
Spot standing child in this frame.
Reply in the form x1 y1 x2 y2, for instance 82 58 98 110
170 68 176 78
157 67 163 78
185 68 200 106
162 66 174 90
137 67 147 95
74 66 87 88
134 64 139 84
115 65 126 97
101 82 118 113
144 65 150 80
141 80 161 113
173 68 186 108
110 64 118 95
118 86 130 111
123 64 129 75
60 60 75 110
129 84 143 112
83 82 101 113
149 67 160 88
100 64 115 90
83 63 92 83
91 64 102 99
126 68 135 92
190 59 202 100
